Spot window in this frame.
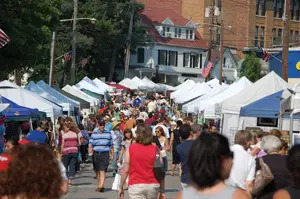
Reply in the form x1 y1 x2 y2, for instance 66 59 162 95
199 54 203 68
158 50 168 65
178 28 182 38
167 27 170 33
175 28 178 38
274 0 278 17
278 0 284 18
256 0 266 16
190 53 200 68
137 48 144 63
261 0 266 16
163 27 166 36
223 57 226 67
183 53 190 67
291 0 295 20
290 30 294 44
216 27 221 44
272 28 277 45
296 1 300 20
189 30 193 39
168 51 178 66
260 26 265 47
186 29 189 39
295 31 299 44
255 26 259 47
278 28 283 45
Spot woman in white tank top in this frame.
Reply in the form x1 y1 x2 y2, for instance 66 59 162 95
155 126 170 172
174 133 249 199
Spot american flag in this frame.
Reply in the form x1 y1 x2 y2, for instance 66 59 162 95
64 51 72 61
81 58 88 67
202 60 214 78
0 28 10 48
263 49 271 62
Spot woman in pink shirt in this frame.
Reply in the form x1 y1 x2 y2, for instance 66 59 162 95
61 122 78 186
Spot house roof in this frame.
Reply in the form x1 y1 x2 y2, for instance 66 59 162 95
140 7 208 49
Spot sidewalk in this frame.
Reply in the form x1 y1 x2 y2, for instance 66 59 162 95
64 160 181 199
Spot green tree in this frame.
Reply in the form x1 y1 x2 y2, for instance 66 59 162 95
0 0 63 80
240 52 264 82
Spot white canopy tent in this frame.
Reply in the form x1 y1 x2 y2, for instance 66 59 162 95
170 80 196 100
119 78 138 90
62 85 99 107
0 80 19 88
182 81 228 113
93 78 115 92
0 104 10 112
174 79 195 91
0 87 62 121
139 77 160 91
157 83 176 91
175 78 221 104
193 77 252 118
75 77 106 95
220 71 288 138
25 82 75 115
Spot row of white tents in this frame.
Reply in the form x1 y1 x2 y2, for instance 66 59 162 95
170 71 300 144
119 76 175 92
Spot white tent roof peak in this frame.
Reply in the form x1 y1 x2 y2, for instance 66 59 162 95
221 71 288 114
0 80 19 88
75 77 105 95
93 78 114 92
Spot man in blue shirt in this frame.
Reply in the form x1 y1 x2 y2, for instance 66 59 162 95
89 119 114 192
176 124 194 189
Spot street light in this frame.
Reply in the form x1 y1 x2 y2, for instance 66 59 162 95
49 16 96 87
60 18 96 23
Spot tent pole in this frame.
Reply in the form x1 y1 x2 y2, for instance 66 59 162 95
29 118 33 131
220 114 224 135
279 114 283 130
289 114 294 148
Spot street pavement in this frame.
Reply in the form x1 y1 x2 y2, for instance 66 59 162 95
64 159 182 199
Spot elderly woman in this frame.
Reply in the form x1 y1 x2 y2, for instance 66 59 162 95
273 145 300 199
254 135 291 199
118 124 163 199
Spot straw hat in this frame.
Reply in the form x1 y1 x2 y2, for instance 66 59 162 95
112 121 121 129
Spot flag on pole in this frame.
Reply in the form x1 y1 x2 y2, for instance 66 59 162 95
64 51 72 61
81 58 88 67
263 49 271 62
0 28 10 48
201 60 214 78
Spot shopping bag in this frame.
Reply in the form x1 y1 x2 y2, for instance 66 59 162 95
112 173 121 190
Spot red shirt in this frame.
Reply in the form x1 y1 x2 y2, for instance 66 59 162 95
128 143 159 185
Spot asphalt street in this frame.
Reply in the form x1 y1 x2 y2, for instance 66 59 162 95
64 159 182 199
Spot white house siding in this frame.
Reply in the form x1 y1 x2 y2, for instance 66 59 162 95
130 44 206 78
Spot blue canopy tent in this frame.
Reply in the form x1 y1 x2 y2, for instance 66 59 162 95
1 97 42 121
240 90 284 118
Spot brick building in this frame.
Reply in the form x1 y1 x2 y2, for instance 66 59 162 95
138 0 300 51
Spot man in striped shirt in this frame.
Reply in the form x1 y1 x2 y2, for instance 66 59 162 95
89 119 114 192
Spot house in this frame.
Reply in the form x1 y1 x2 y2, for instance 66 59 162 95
127 7 208 85
209 48 240 84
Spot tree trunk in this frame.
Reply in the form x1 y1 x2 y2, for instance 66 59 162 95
108 46 119 81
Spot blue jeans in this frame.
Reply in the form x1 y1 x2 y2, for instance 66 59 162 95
62 153 77 180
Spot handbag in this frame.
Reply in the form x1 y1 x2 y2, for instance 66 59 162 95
153 147 165 182
252 157 274 196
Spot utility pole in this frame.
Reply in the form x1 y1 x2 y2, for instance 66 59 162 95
70 0 78 85
282 0 290 82
219 20 224 85
49 32 56 87
206 0 215 81
124 0 135 78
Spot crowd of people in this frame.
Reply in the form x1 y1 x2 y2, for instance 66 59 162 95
0 92 300 199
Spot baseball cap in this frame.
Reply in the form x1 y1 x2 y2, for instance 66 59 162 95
19 130 48 144
0 154 12 171
98 119 106 126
